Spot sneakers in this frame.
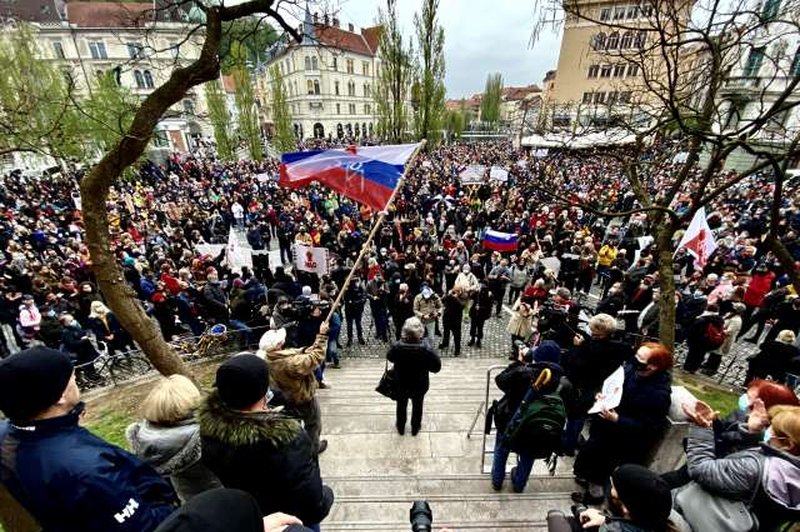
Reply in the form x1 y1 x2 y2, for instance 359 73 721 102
438 343 447 349
318 381 331 389
330 363 341 369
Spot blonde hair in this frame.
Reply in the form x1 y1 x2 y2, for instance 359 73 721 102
141 375 201 425
777 330 797 345
769 405 800 452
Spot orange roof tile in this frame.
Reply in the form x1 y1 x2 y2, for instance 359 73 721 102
66 2 154 28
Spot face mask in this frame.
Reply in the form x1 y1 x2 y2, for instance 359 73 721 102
738 393 750 414
763 426 773 443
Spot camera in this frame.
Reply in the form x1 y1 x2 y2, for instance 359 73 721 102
409 500 432 532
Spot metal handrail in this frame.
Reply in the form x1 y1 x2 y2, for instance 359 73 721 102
467 364 509 474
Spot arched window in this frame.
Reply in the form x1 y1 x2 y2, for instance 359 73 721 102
354 123 360 137
304 56 311 70
311 56 318 70
143 70 154 89
362 122 367 136
363 83 369 97
620 31 633 49
307 80 314 94
368 123 374 136
346 123 353 136
335 81 340 95
607 32 619 50
288 83 293 96
336 123 344 138
593 32 607 51
313 80 320 94
134 70 145 89
293 81 298 95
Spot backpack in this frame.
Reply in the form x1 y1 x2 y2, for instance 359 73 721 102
503 369 567 458
705 319 727 349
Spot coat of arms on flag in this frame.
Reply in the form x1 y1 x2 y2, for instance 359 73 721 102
292 244 330 276
675 207 718 269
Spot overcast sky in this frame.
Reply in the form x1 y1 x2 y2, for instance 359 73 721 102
264 0 563 99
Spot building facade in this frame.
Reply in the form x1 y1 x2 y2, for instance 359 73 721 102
256 11 385 142
2 0 210 168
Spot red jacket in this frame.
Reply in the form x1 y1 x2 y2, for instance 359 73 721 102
743 272 775 307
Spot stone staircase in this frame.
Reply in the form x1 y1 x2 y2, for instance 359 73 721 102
317 358 577 531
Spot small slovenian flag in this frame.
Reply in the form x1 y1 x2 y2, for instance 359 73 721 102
483 229 518 252
279 143 422 212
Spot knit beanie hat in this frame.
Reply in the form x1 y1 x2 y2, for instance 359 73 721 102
215 354 270 410
532 340 561 365
612 464 672 530
0 347 74 421
154 488 263 532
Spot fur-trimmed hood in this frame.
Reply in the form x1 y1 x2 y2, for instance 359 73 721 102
197 390 301 448
125 418 201 476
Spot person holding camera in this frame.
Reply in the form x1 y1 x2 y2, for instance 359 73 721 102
387 317 441 436
413 284 442 339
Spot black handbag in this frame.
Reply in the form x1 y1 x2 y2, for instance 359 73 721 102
376 360 397 400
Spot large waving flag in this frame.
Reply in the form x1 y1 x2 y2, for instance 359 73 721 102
279 143 422 212
483 229 518 252
675 207 717 269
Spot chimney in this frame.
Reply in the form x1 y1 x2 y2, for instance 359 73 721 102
348 23 354 32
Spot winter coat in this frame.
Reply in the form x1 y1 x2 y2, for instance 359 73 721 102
747 340 800 384
441 292 464 327
685 426 800 531
470 285 494 321
266 333 326 404
197 391 333 525
711 410 763 458
413 293 442 324
0 404 177 532
201 282 229 322
743 272 776 307
126 419 222 503
506 299 533 338
596 292 625 317
386 340 441 396
718 314 742 354
561 338 633 412
492 360 565 434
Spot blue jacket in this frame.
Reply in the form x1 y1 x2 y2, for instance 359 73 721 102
0 403 176 532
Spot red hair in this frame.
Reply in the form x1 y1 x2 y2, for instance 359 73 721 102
748 379 800 409
640 342 674 372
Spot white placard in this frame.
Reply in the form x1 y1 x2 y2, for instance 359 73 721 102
489 166 509 182
588 365 625 414
459 164 486 185
292 244 330 276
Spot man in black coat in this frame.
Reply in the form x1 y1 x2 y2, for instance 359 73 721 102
343 278 367 346
387 317 441 435
683 304 724 372
468 282 493 348
438 286 465 356
198 355 334 528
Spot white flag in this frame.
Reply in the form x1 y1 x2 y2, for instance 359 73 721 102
292 244 330 276
675 207 717 269
225 228 253 273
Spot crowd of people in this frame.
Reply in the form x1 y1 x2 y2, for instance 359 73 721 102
1 137 800 531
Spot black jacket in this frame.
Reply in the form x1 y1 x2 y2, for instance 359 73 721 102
561 338 633 398
0 404 176 532
386 340 441 396
748 340 800 384
492 361 565 434
441 292 464 327
197 391 333 525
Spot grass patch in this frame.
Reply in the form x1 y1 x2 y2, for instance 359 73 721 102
675 373 739 417
83 407 135 450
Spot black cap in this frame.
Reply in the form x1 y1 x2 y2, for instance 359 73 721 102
0 347 74 421
612 464 672 530
154 488 263 532
215 355 269 409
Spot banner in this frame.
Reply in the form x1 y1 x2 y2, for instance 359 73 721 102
534 148 549 158
459 164 486 185
675 207 717 269
489 166 509 182
292 244 330 276
224 228 253 274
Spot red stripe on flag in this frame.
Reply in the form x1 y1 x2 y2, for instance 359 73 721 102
280 165 394 212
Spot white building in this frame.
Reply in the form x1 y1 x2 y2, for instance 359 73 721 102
256 10 386 141
712 0 800 170
1 0 210 172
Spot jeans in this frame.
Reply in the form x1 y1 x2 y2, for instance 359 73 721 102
508 286 523 305
346 307 364 342
228 319 253 347
441 322 461 355
326 337 339 365
562 416 585 454
396 393 425 432
491 432 535 492
370 301 389 341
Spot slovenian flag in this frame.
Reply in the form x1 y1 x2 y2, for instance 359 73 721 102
483 229 518 252
279 143 422 212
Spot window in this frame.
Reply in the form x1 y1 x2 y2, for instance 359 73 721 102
362 61 369 76
52 40 65 59
593 32 607 51
134 70 145 89
313 80 320 95
183 99 195 115
744 47 765 77
791 46 800 77
582 92 593 103
332 56 338 71
355 123 360 137
640 3 654 17
620 91 633 103
336 103 341 114
288 83 293 96
762 0 781 20
349 103 356 114
364 104 370 114
626 5 638 18
613 64 626 77
600 8 611 20
607 32 619 49
311 56 318 70
153 130 169 148
143 70 154 89
620 31 633 49
634 31 646 49
346 59 354 74
607 91 619 104
614 6 626 19
593 92 606 104
600 64 613 78
363 83 371 97
170 42 179 59
307 79 314 94
334 81 340 95
588 64 600 78
304 56 311 70
348 81 355 96
127 42 144 59
627 64 639 77
88 41 107 59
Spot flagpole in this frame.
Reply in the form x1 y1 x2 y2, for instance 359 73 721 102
324 140 427 324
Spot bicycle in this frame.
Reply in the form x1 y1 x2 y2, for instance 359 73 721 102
172 324 230 361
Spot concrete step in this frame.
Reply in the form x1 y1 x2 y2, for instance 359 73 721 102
324 519 547 531
325 474 580 496
325 492 573 529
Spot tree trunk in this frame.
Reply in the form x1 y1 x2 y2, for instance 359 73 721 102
764 234 800 294
655 224 677 350
0 484 40 532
